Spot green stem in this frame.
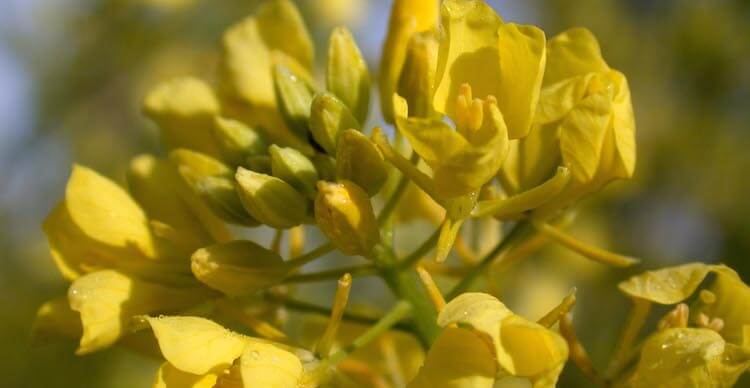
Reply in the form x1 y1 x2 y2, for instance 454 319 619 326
377 152 419 227
279 297 413 333
286 242 335 269
328 301 413 364
373 244 440 346
399 225 441 268
446 221 531 300
283 265 377 284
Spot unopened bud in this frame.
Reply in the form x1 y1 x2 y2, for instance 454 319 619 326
336 129 387 196
309 92 360 154
311 153 337 181
191 240 288 297
269 145 319 198
315 180 379 256
212 117 267 166
170 149 258 226
235 167 310 229
327 26 370 123
273 64 315 137
397 31 438 118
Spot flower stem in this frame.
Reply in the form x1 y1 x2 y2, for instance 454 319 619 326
446 221 531 300
278 297 413 333
286 242 335 269
377 151 419 226
328 301 413 364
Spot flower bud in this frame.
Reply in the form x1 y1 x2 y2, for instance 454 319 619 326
397 31 438 118
335 129 387 196
212 117 267 167
327 26 370 123
170 149 258 226
235 166 310 229
309 92 360 154
191 240 288 297
269 144 319 198
273 64 315 137
314 180 379 256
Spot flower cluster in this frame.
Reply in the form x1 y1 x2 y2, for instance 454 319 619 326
33 0 749 387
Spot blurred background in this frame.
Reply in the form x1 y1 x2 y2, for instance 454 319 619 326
1 0 748 386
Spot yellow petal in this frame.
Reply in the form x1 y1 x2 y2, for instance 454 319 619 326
432 0 503 119
498 315 568 380
629 328 750 388
255 0 314 70
142 77 223 158
495 23 546 139
395 94 469 169
693 269 750 345
65 164 159 259
70 270 211 354
607 70 636 179
408 327 496 388
380 0 438 122
239 341 303 387
128 155 216 253
191 240 289 297
438 293 567 381
144 315 247 375
543 28 609 86
559 91 612 183
43 201 94 280
217 4 313 151
618 262 739 305
153 362 218 388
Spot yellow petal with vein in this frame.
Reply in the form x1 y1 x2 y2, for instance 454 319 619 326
239 341 302 388
70 270 211 355
145 315 247 375
544 28 609 86
153 363 218 388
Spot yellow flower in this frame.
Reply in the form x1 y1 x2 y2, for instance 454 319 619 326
37 164 219 354
143 315 321 388
615 263 750 387
409 293 568 387
432 0 547 140
501 28 635 217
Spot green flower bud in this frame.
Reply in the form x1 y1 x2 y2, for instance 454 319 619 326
269 144 318 198
309 92 360 154
273 64 315 137
397 32 438 118
235 166 310 229
191 240 289 297
314 180 379 256
327 26 370 123
335 129 387 196
212 117 267 166
170 149 258 226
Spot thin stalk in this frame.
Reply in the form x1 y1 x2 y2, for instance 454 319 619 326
328 301 413 364
286 242 335 269
378 152 420 226
283 265 377 284
605 298 651 380
446 221 531 300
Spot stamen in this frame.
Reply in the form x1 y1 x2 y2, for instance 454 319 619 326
316 273 353 357
696 312 725 332
538 288 577 328
699 289 717 304
657 303 689 330
416 264 446 313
